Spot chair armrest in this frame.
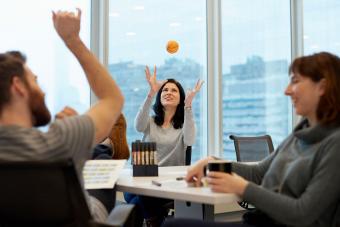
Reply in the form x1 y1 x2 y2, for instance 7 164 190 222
106 204 136 227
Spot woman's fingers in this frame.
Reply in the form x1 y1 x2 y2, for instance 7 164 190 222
145 65 158 85
198 80 204 89
145 66 151 79
153 65 157 77
206 172 230 193
206 171 248 195
194 79 204 92
195 79 200 88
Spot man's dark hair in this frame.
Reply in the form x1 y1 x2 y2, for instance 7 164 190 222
0 51 27 114
153 78 186 129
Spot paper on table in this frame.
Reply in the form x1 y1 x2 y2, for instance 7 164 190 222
83 160 126 189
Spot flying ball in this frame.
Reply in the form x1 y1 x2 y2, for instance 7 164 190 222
166 40 179 54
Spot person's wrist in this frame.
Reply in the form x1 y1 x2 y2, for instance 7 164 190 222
237 177 249 196
64 36 82 48
147 92 155 98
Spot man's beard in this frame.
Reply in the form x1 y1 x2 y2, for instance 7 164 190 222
28 88 51 127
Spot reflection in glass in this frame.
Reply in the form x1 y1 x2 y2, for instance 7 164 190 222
221 0 292 160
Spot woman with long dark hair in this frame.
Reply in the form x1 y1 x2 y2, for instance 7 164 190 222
135 66 203 166
125 65 203 227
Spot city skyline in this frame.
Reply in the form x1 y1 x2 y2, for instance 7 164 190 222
109 55 290 161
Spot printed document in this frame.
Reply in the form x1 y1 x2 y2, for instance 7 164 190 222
83 160 126 189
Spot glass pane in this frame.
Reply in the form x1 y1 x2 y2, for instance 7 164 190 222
109 0 207 163
221 0 292 160
0 0 91 119
303 0 340 56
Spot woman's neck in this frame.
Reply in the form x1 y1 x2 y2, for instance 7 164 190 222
307 114 318 127
163 107 176 128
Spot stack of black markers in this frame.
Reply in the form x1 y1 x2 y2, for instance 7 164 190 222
131 140 158 176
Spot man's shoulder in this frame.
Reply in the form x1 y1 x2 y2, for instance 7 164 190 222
0 115 95 161
0 125 41 139
0 115 95 146
0 125 59 160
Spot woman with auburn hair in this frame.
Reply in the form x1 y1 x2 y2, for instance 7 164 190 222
164 52 340 227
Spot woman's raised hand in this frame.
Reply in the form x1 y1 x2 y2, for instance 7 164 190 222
185 79 204 107
145 65 167 97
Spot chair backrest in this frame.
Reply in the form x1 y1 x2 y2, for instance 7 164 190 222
185 146 192 166
0 159 94 227
229 135 274 162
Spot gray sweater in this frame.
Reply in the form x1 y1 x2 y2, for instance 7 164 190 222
233 119 340 227
135 95 196 166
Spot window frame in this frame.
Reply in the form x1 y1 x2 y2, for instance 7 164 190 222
91 0 305 158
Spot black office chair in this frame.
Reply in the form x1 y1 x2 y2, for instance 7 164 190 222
229 134 274 210
229 134 274 162
0 159 135 227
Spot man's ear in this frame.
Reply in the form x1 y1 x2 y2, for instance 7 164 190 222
11 76 29 98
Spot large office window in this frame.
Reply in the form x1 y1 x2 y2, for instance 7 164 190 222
221 0 292 159
303 0 340 56
108 0 207 163
0 1 91 119
4 0 338 162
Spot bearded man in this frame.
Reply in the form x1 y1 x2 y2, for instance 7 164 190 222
0 9 124 222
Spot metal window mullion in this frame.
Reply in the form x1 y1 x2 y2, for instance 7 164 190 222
207 0 222 157
90 0 109 105
290 0 304 127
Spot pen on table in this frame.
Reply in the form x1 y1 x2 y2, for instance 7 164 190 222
176 177 185 181
152 180 162 187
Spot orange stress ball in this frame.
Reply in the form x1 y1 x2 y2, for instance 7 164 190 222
166 40 179 54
